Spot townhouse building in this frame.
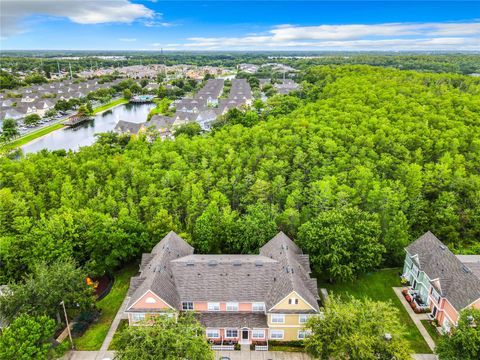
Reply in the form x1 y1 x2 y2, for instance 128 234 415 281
125 231 320 345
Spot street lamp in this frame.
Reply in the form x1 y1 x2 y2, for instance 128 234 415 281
60 300 74 350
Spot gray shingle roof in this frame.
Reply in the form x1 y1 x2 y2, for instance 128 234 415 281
114 120 142 134
406 231 480 311
126 231 319 313
196 313 268 329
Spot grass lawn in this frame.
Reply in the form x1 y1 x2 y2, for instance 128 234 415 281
321 268 432 354
2 123 64 151
93 98 129 114
421 319 441 345
74 264 137 350
108 319 128 350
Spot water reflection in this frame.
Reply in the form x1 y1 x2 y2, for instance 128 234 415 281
22 103 155 153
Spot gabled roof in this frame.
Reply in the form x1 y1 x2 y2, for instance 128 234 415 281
260 232 319 311
114 120 142 134
406 231 480 311
126 231 319 313
126 231 194 310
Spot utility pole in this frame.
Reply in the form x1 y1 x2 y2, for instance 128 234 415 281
60 300 74 349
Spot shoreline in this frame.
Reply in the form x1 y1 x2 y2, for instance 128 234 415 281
2 98 130 153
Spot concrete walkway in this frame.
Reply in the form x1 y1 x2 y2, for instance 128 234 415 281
393 287 436 352
95 296 130 360
214 350 312 359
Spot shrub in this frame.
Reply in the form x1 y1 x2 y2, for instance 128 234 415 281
405 295 412 302
402 289 408 296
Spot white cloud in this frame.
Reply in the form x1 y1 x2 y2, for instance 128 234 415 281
119 38 137 42
1 0 154 37
181 22 480 51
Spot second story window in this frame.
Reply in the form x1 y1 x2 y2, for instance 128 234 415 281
431 288 441 304
182 301 194 310
226 302 239 311
252 302 265 312
299 314 310 324
289 298 299 305
271 314 285 324
208 302 220 311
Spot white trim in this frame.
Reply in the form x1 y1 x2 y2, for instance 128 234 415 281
297 330 312 339
181 301 194 311
131 313 145 322
252 329 265 339
126 290 175 311
206 329 220 338
207 302 220 311
268 324 304 328
269 330 284 339
225 329 239 338
268 291 316 312
271 314 285 324
226 302 239 311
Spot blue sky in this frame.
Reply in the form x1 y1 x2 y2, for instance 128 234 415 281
1 1 479 51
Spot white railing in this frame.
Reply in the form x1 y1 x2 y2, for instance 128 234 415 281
255 345 268 351
211 345 235 351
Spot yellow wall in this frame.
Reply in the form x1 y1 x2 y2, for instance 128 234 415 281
270 291 314 311
268 313 307 326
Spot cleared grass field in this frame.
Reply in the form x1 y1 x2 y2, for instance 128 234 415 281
321 268 432 354
74 264 137 350
92 98 129 114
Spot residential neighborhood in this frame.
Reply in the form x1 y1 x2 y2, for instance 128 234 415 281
0 1 479 359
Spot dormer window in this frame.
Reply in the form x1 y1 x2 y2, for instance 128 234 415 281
289 298 299 305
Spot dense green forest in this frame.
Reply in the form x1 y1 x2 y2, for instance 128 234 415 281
1 65 479 283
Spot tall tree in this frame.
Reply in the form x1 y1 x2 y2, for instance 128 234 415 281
436 308 480 360
298 207 384 282
115 313 214 360
0 258 94 322
305 296 411 360
0 314 56 360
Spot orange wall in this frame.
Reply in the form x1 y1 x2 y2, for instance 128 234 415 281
194 302 254 312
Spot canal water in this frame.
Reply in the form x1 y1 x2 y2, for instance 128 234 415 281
22 103 155 154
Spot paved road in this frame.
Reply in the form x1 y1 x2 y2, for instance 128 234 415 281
393 287 436 352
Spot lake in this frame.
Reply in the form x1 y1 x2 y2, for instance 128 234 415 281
21 102 155 153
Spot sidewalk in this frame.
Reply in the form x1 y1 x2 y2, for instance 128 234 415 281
393 287 436 352
95 296 130 360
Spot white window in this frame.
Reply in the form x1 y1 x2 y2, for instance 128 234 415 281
206 329 220 338
298 330 312 339
132 313 145 322
252 329 265 339
145 297 156 304
289 298 299 305
182 301 194 310
208 302 220 311
270 330 284 339
225 329 238 338
252 302 265 312
431 289 441 304
271 314 285 324
226 302 239 311
299 314 310 324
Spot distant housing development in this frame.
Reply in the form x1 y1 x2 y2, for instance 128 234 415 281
125 231 320 348
115 78 254 136
403 231 480 333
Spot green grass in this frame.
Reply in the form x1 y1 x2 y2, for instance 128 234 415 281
74 264 138 350
270 345 305 352
320 268 432 354
108 319 128 350
2 123 64 150
421 320 441 344
93 98 129 114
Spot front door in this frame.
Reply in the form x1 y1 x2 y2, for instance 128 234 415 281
242 329 249 341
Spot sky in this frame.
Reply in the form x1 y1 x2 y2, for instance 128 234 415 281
0 1 479 51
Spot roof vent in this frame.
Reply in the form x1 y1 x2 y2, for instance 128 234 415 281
154 265 162 272
208 260 218 267
255 260 263 267
440 245 446 250
233 260 242 267
462 265 471 273
186 261 195 267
